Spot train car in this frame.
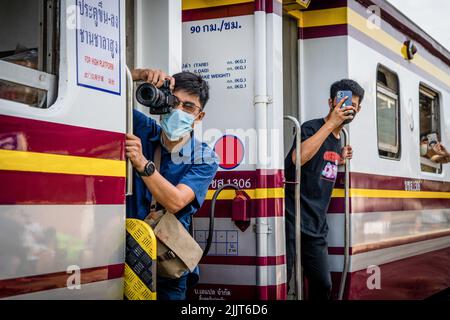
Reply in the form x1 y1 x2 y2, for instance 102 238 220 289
183 0 450 300
0 0 449 300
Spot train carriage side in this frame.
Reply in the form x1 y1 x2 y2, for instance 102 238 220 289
295 0 450 299
182 0 287 300
0 0 128 299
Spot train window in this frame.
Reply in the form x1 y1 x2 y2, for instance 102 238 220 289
376 65 401 159
0 0 59 108
419 84 442 174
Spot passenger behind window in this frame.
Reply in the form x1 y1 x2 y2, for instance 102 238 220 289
420 135 450 164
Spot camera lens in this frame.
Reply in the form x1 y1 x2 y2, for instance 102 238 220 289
139 86 154 101
136 83 166 108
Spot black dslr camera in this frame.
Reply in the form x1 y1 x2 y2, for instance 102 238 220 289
135 80 178 114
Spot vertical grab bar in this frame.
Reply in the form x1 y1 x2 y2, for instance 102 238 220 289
338 127 350 300
283 116 302 300
125 66 133 196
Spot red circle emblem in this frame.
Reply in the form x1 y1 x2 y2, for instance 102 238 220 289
214 135 244 170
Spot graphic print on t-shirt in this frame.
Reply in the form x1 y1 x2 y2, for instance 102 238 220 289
321 151 340 181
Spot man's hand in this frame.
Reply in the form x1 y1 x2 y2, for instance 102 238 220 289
326 97 356 129
433 142 449 156
131 68 175 90
340 145 353 165
125 133 148 173
431 142 450 164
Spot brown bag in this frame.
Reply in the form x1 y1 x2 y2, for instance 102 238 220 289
145 210 203 279
144 145 203 279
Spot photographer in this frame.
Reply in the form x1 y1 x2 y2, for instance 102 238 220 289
284 79 364 300
126 69 218 300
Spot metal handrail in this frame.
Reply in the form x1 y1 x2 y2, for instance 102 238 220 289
338 127 350 300
283 116 302 300
125 66 133 196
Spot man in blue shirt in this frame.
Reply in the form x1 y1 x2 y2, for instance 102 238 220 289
125 69 218 300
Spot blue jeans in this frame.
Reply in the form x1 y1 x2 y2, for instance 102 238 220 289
157 273 189 300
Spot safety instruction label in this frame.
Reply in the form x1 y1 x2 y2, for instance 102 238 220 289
195 229 238 256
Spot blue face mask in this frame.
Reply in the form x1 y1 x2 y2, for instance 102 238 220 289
160 109 196 141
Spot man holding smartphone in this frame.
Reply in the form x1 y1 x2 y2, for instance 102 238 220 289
284 79 365 300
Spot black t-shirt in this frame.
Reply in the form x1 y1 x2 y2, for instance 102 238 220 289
285 118 342 238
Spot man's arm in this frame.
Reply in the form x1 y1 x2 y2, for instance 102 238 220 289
294 122 335 166
142 172 195 213
292 98 355 166
131 68 175 90
126 133 195 213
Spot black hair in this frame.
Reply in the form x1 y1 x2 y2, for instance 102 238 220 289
330 79 365 104
173 71 209 109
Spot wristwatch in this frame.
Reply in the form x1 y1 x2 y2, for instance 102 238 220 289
138 161 156 177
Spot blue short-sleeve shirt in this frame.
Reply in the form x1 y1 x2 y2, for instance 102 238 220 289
126 109 219 288
126 109 218 226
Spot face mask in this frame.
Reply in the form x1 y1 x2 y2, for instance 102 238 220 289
420 143 428 156
160 109 196 141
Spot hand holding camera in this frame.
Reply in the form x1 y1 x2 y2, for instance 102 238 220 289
132 69 175 90
132 68 178 115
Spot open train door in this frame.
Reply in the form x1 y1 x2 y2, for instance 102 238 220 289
182 0 286 300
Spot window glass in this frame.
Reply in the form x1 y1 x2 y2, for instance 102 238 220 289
419 85 442 174
376 65 400 159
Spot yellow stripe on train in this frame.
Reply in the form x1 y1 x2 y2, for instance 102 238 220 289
205 187 285 200
0 149 125 177
296 7 450 88
205 187 450 200
333 188 450 199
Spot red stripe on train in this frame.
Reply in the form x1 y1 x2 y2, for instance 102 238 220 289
183 2 254 22
0 114 124 160
182 0 281 22
211 169 285 189
0 264 124 299
187 283 287 300
330 246 450 300
201 255 285 266
299 24 348 40
196 197 284 218
0 171 125 205
328 197 450 214
343 172 450 193
196 196 450 218
328 231 450 256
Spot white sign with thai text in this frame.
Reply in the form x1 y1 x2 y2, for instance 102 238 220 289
76 0 121 95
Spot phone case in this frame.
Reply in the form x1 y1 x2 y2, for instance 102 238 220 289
337 90 353 108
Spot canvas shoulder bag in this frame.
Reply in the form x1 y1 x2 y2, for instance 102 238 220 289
144 144 203 279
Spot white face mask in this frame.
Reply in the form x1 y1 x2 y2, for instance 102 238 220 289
420 144 428 156
160 109 195 141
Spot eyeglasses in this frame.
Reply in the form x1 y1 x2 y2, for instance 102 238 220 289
174 97 202 115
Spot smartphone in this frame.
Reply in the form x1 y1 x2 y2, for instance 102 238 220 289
337 90 354 125
336 90 353 108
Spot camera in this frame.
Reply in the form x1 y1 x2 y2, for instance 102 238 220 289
135 80 178 114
